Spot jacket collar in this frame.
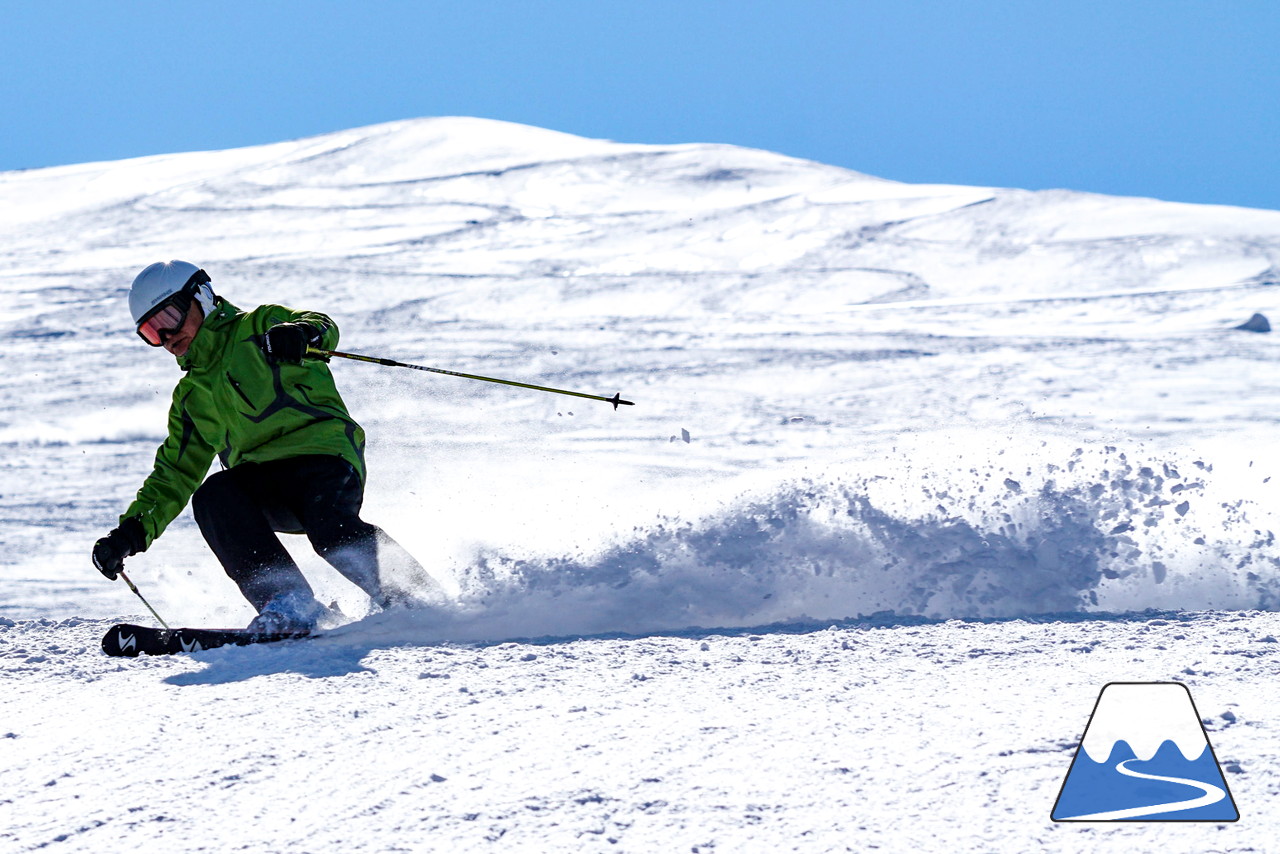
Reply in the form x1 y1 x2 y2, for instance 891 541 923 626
178 299 240 371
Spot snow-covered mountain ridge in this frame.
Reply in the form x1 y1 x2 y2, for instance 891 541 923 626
6 116 1277 299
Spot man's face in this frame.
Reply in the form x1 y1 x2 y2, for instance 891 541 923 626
161 302 205 359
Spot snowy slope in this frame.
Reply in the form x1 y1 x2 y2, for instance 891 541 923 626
4 612 1278 852
3 117 1280 851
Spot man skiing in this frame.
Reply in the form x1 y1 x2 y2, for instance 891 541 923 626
92 260 427 632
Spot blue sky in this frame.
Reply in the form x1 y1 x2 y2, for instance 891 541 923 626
3 1 1277 209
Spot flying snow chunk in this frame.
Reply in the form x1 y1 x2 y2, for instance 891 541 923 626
1234 313 1271 333
1051 682 1239 822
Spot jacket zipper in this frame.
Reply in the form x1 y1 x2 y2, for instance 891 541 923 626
227 373 255 409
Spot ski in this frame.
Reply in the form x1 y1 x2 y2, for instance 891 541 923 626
101 622 311 657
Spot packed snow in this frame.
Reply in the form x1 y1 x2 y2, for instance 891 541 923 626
3 116 1280 851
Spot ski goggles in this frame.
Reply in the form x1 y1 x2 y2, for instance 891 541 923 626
136 269 210 346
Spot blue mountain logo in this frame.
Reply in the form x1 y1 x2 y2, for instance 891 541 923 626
1052 682 1239 822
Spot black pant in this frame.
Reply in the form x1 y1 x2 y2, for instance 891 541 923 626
192 455 395 612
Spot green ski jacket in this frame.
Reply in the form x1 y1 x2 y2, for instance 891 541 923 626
122 298 366 548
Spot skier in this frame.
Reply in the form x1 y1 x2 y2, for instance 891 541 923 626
92 260 428 632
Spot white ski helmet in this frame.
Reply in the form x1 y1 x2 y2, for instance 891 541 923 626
129 260 217 327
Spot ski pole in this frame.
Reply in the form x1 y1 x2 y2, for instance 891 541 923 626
118 570 171 630
309 348 636 410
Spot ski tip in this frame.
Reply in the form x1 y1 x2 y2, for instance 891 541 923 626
101 623 154 658
608 393 635 410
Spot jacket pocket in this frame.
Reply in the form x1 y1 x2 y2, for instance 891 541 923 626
226 373 256 410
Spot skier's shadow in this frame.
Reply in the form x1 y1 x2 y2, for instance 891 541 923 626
163 637 379 685
160 604 458 685
159 605 459 685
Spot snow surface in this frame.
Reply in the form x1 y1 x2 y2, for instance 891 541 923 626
3 116 1280 850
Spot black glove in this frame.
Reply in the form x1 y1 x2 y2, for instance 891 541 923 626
262 323 320 364
92 518 146 580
